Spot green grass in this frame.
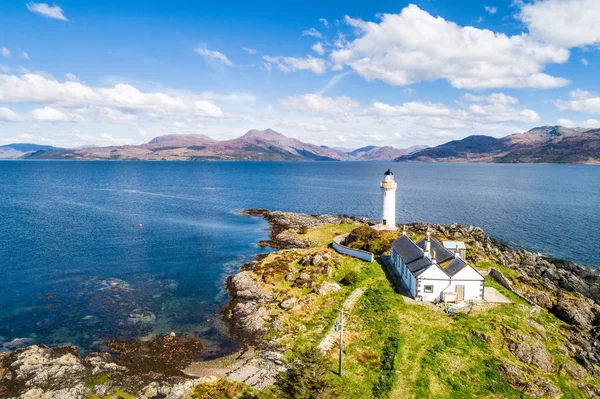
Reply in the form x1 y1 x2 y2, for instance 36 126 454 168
289 223 358 247
253 224 600 398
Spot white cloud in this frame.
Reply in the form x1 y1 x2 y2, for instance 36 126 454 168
519 0 600 48
317 72 351 95
298 122 328 132
312 42 325 55
319 18 329 28
301 28 322 38
0 73 225 122
462 93 519 105
402 88 415 95
0 107 19 122
242 47 256 55
485 6 498 15
330 4 570 89
556 89 600 114
21 51 30 60
194 47 233 66
365 101 450 117
1 47 10 57
31 106 84 123
281 93 359 119
581 58 590 66
65 72 80 82
556 118 600 128
262 55 326 74
462 92 540 123
26 2 68 21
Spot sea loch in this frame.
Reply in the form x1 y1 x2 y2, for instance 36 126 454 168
0 161 599 353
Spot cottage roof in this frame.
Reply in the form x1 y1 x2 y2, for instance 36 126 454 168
392 234 473 279
392 235 424 264
416 237 455 264
442 257 469 277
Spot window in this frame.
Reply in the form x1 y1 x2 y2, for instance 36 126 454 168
424 285 434 293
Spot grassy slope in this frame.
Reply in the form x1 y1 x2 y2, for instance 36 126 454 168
258 224 600 399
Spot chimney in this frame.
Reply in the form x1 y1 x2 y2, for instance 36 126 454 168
425 231 431 254
455 244 460 258
402 225 407 236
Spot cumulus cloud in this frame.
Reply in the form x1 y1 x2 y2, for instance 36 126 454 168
242 47 256 55
519 0 600 48
21 51 30 60
301 28 322 38
556 89 600 114
556 118 600 128
281 93 359 119
319 18 329 27
312 42 325 55
0 107 19 122
367 93 539 127
1 47 10 57
463 94 540 123
581 58 590 66
26 2 68 21
330 4 570 89
31 106 85 123
0 73 224 123
485 6 498 15
194 47 233 66
262 55 326 74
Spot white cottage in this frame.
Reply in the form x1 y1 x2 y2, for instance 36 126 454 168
390 231 484 302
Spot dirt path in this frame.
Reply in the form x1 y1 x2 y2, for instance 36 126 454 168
317 287 364 352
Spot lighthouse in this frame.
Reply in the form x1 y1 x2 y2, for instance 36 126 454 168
380 169 398 230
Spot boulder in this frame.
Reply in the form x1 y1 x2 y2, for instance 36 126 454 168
311 255 323 265
554 296 595 330
280 297 297 310
500 363 561 398
284 272 296 282
227 271 273 302
563 361 588 380
299 273 310 281
489 268 512 290
315 283 342 296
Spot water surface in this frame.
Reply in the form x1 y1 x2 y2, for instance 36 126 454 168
0 161 598 353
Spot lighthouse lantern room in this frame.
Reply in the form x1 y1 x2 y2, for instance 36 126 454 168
379 169 398 230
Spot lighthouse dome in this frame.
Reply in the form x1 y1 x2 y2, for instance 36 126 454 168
384 169 393 176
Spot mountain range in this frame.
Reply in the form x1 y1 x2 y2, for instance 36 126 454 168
2 129 424 161
2 126 599 163
395 126 600 164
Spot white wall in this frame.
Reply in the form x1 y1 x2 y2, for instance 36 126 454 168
447 266 484 301
332 234 374 262
416 265 450 301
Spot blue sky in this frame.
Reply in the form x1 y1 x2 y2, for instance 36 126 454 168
1 0 599 148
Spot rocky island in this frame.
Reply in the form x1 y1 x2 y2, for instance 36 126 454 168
2 209 600 398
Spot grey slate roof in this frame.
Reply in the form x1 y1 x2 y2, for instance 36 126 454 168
392 234 474 279
392 235 424 264
443 257 469 277
416 237 455 264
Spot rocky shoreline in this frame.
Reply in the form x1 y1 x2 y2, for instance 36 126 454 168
2 209 600 398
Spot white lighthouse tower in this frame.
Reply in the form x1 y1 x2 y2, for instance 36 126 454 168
380 169 398 230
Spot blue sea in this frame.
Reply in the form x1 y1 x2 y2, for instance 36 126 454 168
0 161 599 354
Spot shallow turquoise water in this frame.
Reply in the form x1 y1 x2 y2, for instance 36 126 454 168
0 161 598 353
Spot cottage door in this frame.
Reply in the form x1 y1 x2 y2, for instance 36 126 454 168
456 285 465 301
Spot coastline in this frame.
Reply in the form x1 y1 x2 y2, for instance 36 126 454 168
2 209 600 398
